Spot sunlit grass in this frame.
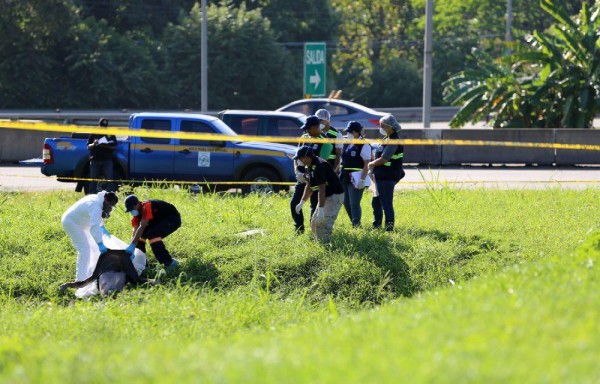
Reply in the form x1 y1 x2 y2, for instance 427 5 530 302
0 187 598 382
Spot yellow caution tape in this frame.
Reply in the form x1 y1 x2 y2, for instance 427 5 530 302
1 120 599 151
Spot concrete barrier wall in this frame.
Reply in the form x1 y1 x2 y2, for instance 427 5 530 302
555 129 600 165
1 126 599 165
400 129 442 165
0 129 58 162
441 129 556 166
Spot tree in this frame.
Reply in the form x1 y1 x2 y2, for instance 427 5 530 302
77 0 195 37
331 0 417 96
64 19 164 108
161 2 298 110
442 49 543 128
443 0 600 128
0 0 76 107
362 58 422 107
513 0 600 128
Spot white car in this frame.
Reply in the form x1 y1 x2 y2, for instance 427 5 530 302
276 98 387 130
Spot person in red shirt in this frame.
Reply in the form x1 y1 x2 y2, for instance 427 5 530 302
124 195 181 269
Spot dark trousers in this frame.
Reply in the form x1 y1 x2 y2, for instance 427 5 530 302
372 179 398 231
342 178 365 227
89 159 114 194
290 182 318 233
136 214 181 266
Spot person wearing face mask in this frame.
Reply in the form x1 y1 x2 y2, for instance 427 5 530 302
315 109 342 173
61 191 118 281
367 114 405 231
290 115 333 234
124 195 181 270
293 146 344 243
340 121 372 227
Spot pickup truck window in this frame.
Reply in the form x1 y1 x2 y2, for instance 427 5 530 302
180 120 215 146
141 119 171 144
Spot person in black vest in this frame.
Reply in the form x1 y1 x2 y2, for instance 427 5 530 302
340 121 372 227
124 195 181 270
290 115 334 234
368 115 405 231
294 146 344 243
87 118 117 194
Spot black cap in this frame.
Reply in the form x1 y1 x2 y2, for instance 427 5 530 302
343 121 363 134
293 145 314 160
98 118 108 127
300 115 320 130
124 195 139 212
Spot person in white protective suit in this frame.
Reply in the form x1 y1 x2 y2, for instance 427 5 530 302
61 191 118 281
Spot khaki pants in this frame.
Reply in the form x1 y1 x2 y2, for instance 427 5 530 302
311 193 344 243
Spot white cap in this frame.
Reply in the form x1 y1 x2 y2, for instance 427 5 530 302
315 109 330 122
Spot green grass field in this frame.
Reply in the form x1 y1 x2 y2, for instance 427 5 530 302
0 187 598 383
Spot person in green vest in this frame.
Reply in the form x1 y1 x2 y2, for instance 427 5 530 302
316 109 342 173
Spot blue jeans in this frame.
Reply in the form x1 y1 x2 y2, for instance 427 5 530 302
371 179 398 231
89 159 114 194
342 179 365 227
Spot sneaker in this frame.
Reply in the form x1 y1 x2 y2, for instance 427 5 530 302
166 259 180 270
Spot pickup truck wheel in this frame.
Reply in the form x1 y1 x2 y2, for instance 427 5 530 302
241 168 279 194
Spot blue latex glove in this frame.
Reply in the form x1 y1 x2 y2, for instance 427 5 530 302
101 226 110 236
125 242 136 256
97 242 108 254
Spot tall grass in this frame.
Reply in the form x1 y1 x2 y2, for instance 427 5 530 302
0 187 598 382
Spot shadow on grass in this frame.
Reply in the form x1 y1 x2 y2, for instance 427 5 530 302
330 225 504 299
330 231 415 298
177 256 220 287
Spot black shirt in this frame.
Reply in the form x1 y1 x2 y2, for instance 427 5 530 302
87 133 117 161
307 157 344 197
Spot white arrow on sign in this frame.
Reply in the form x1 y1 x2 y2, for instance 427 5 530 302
309 69 321 89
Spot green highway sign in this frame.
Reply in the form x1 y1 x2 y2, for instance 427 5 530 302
304 42 326 97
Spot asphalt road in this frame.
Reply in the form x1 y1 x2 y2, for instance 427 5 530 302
1 164 599 193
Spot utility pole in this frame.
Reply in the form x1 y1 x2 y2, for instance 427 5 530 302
506 0 513 54
422 0 433 128
200 0 208 112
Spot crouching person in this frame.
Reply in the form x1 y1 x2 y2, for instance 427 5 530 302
124 195 181 270
294 146 344 243
59 249 156 296
61 191 118 281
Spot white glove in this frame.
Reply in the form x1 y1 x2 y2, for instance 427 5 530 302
295 200 305 214
295 171 306 183
356 179 365 189
315 207 325 223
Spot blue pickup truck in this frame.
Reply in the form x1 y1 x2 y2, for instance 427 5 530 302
41 112 297 193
